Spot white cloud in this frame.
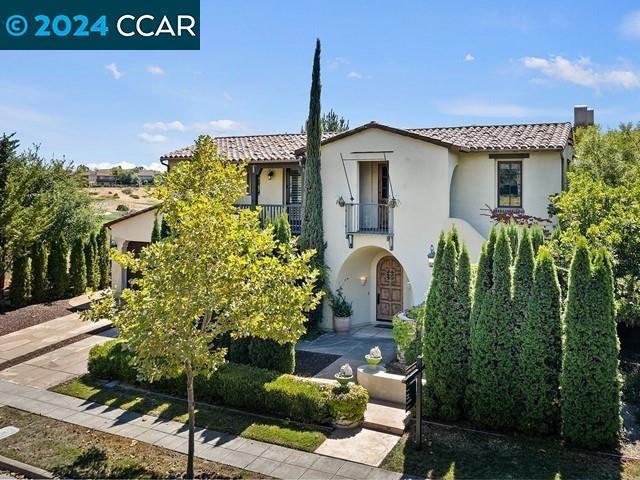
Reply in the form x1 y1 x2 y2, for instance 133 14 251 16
347 71 363 79
438 99 564 119
464 53 476 62
147 65 165 75
137 133 168 144
621 11 640 38
143 121 186 132
192 119 244 133
522 55 640 89
329 57 350 70
105 63 124 80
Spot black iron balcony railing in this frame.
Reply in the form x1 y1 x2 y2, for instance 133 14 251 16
345 203 393 235
238 204 302 234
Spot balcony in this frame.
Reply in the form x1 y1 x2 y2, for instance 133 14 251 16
238 204 302 235
344 203 394 249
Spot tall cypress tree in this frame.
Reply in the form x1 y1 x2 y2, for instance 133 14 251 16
69 238 87 296
561 244 621 448
505 221 519 257
519 246 562 435
151 217 161 243
97 228 110 289
30 241 48 303
9 251 30 307
423 236 458 418
0 133 19 296
84 233 97 289
468 229 517 429
299 39 324 328
47 233 68 300
530 224 545 254
160 217 171 239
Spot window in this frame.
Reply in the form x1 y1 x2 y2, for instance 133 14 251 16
286 169 302 205
497 161 522 208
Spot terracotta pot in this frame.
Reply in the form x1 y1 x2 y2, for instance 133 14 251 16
334 315 351 333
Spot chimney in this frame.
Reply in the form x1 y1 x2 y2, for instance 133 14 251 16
574 105 594 127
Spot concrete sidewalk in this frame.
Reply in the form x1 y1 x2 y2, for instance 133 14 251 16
0 313 111 364
0 329 117 388
0 380 411 480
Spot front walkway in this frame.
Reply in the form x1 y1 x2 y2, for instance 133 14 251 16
0 380 409 480
297 324 396 380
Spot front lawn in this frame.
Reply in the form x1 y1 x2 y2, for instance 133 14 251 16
52 375 327 452
381 421 640 479
0 406 263 479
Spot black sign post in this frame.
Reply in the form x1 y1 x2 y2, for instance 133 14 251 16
402 355 424 449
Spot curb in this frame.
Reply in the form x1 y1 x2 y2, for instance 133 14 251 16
0 454 55 479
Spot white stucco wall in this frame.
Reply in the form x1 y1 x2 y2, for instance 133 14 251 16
320 128 459 328
236 167 285 206
450 151 563 237
108 208 158 294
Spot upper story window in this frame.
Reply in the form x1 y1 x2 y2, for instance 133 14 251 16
497 161 522 208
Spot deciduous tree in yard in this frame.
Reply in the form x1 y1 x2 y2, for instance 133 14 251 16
519 246 562 435
69 238 86 295
47 233 68 300
30 242 48 303
561 243 622 448
86 136 321 478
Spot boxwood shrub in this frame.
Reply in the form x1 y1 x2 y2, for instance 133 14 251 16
88 340 368 425
213 334 295 374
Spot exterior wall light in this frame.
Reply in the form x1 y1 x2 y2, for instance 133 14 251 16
359 275 367 286
110 240 118 249
267 170 274 181
427 244 436 268
336 196 346 207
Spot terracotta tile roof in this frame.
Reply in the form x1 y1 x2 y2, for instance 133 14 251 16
160 132 339 163
161 122 572 163
407 122 572 152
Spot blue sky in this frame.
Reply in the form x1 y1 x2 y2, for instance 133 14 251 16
2 0 640 170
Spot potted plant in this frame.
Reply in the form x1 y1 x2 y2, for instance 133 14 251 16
334 363 354 386
365 346 383 366
392 314 417 363
330 287 352 333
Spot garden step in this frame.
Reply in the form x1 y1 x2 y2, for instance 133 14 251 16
362 400 409 435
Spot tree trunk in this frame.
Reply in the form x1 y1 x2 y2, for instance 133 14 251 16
185 362 195 479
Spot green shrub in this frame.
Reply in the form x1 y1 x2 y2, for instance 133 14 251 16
88 340 137 382
122 188 133 195
325 385 369 424
88 340 367 425
330 287 352 317
248 338 295 374
151 217 161 244
97 228 110 289
392 315 417 361
84 233 98 289
115 204 128 211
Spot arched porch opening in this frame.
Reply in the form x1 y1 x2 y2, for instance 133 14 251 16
335 246 413 327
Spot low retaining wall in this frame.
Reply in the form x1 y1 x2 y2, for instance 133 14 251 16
356 365 405 405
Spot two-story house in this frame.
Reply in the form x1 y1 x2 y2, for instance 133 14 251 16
106 110 582 330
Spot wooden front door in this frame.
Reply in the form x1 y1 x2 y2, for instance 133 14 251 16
376 256 403 321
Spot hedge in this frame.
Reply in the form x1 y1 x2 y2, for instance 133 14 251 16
88 339 368 425
216 334 295 374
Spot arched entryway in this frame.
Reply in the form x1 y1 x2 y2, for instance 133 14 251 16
125 241 150 289
376 256 403 322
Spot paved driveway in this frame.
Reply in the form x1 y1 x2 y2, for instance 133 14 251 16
296 324 396 379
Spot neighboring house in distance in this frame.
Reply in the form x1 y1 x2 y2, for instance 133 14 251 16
83 168 159 186
106 106 589 330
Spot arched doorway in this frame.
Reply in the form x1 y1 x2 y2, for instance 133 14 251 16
125 241 150 289
376 256 403 321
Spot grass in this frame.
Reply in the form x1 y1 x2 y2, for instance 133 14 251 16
381 421 640 479
52 374 327 452
0 406 264 479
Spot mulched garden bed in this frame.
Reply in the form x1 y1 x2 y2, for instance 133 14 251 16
0 298 76 337
294 350 341 377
